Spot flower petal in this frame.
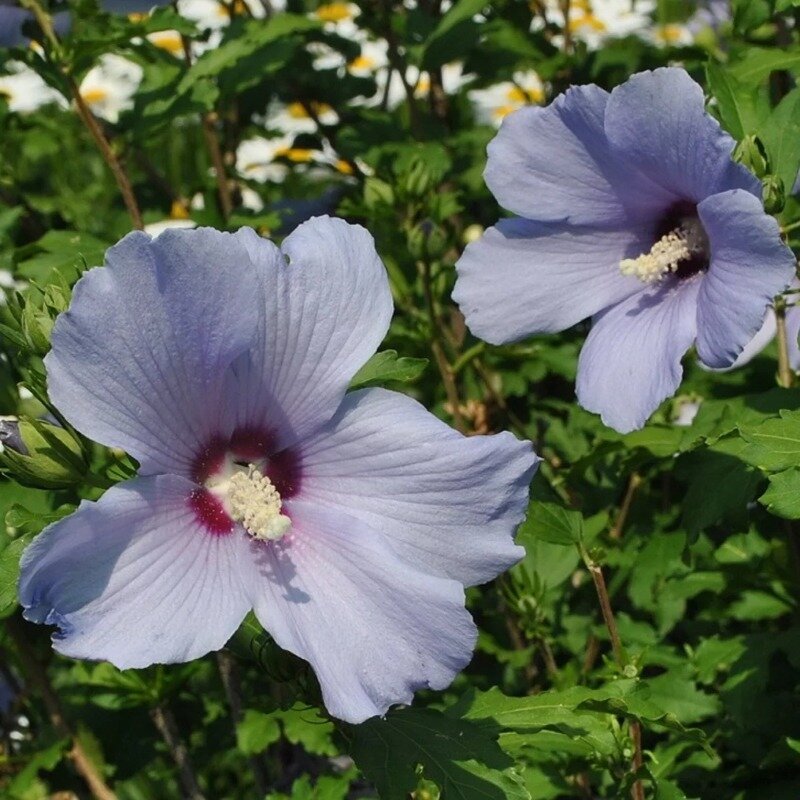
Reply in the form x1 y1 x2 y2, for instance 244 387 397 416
576 277 700 433
251 501 476 723
604 68 760 202
295 388 537 586
695 189 796 369
453 218 649 343
45 228 262 476
228 216 393 447
19 475 256 669
723 299 800 372
485 84 674 227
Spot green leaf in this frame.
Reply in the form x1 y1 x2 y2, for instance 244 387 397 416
6 738 69 799
714 530 771 563
728 47 800 85
759 469 800 518
758 88 800 194
0 533 32 618
518 500 584 546
346 706 529 800
421 0 485 70
237 709 281 755
16 230 107 282
237 704 334 757
739 409 800 470
349 350 428 389
730 589 794 620
706 62 770 139
678 446 762 531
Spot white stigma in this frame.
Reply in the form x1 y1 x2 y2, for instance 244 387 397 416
209 463 291 541
619 220 707 284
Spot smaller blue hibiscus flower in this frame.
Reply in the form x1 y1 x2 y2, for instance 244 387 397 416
453 68 797 433
18 217 537 724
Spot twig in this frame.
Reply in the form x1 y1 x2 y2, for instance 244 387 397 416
775 296 794 388
71 87 144 229
18 0 143 229
585 559 625 667
419 260 466 432
380 0 420 136
179 33 235 219
150 702 207 800
610 473 642 540
559 0 573 53
5 617 117 800
216 651 270 796
578 547 644 800
630 721 645 800
202 114 234 220
428 67 449 121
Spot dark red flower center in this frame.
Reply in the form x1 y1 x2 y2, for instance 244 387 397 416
188 426 301 537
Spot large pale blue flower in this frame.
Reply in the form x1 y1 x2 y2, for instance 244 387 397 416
18 217 537 724
453 68 796 433
0 1 168 47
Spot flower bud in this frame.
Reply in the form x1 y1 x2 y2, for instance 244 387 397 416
363 178 394 209
762 174 786 215
733 135 769 179
0 417 87 488
402 159 434 197
0 417 27 455
407 220 448 261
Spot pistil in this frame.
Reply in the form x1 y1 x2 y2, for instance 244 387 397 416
207 463 291 541
620 218 708 284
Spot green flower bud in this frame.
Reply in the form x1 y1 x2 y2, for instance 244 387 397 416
363 177 395 209
0 417 87 488
402 159 434 198
733 135 769 179
762 174 785 215
407 220 448 261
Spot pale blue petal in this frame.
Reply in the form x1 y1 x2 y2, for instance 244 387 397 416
296 388 537 586
722 300 800 372
453 218 649 343
19 475 257 668
45 228 262 477
576 278 700 433
226 216 393 449
696 190 796 369
485 84 674 227
604 68 760 203
251 500 476 724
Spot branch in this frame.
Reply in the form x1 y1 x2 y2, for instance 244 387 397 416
150 702 207 800
6 617 117 800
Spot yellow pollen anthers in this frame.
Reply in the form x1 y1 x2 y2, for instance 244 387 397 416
349 54 375 72
620 221 706 284
315 2 353 22
81 87 109 106
227 465 291 541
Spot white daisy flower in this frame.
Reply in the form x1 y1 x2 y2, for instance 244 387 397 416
413 62 471 98
176 0 266 30
235 135 320 184
533 0 655 50
79 54 143 124
0 62 66 114
468 70 544 126
310 2 363 36
268 100 339 136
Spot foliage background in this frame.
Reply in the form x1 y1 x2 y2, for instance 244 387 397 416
2 0 800 798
